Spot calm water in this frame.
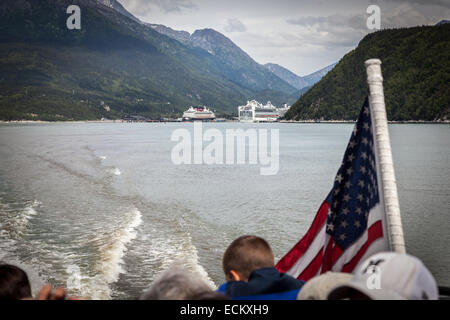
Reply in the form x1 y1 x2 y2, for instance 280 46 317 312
0 122 449 299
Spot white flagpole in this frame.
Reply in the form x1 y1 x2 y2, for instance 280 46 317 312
365 59 406 253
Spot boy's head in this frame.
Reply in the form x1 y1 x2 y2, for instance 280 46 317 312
0 264 32 300
222 235 274 282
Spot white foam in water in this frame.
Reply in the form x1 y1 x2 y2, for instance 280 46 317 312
183 234 217 289
66 264 94 299
99 156 107 160
66 208 143 300
146 231 216 290
109 168 121 176
8 199 41 238
96 207 142 283
66 265 83 289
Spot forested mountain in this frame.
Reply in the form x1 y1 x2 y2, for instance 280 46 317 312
146 25 297 95
284 24 450 121
0 0 296 120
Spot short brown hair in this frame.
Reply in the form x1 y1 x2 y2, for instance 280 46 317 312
222 235 274 280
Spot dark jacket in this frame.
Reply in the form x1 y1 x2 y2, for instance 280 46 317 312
217 267 305 300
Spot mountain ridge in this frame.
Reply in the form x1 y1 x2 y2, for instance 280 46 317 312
96 0 140 23
263 62 337 90
144 24 298 95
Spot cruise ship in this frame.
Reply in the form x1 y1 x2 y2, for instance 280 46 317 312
277 104 291 118
238 100 280 122
182 106 216 121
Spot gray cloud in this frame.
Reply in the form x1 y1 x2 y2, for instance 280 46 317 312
153 0 197 13
223 18 247 33
287 14 366 32
120 0 197 15
381 0 450 8
118 0 450 75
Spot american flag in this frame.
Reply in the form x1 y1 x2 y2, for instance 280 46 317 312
276 97 389 281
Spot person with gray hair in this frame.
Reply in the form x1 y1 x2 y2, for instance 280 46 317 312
297 272 352 300
140 264 222 300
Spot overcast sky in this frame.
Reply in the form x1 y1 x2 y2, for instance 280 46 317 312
119 0 450 75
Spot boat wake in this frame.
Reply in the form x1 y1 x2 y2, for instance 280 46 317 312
66 207 142 299
141 228 216 290
108 167 121 176
0 199 40 240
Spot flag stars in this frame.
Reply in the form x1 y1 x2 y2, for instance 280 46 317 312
325 102 380 248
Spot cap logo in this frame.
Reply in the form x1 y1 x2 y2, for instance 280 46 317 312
363 258 384 274
364 259 384 290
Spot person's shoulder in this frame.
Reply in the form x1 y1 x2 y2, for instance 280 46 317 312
217 282 227 294
279 271 304 282
278 272 306 290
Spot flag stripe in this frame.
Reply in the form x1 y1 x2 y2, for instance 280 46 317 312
298 246 324 280
276 201 329 272
342 220 383 272
286 224 327 277
332 204 385 270
320 236 335 273
321 238 343 273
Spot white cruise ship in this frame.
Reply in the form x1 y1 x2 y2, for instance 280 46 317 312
238 100 279 122
277 104 291 118
183 106 216 121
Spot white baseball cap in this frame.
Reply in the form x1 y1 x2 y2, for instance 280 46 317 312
328 252 438 300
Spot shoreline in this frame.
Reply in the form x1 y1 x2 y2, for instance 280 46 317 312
0 119 449 124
